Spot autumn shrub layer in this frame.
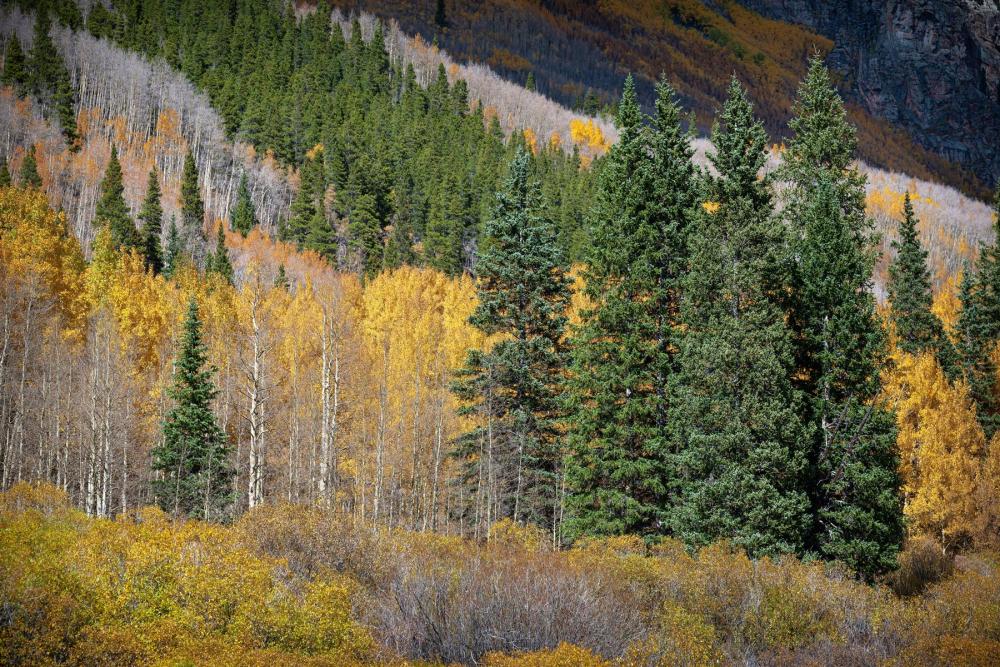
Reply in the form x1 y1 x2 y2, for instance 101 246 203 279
3 483 1000 666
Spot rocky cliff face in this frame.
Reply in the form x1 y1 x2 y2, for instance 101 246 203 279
741 0 1000 190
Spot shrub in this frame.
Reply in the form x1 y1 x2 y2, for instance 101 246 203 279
889 537 955 597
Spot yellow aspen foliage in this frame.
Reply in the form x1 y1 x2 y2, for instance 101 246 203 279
104 250 174 370
931 271 962 334
0 185 87 337
976 433 1000 543
884 351 984 546
701 201 721 214
523 127 539 155
305 143 324 161
624 603 725 666
483 642 611 666
569 118 609 152
566 264 592 332
866 187 939 221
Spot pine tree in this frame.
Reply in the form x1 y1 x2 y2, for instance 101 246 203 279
957 188 1000 440
566 76 696 541
94 146 142 252
152 298 234 520
304 198 337 261
139 166 164 274
671 77 811 558
423 177 465 275
383 215 415 270
888 192 957 373
0 158 11 187
347 193 382 277
274 264 289 290
1 37 28 91
19 146 42 188
231 172 257 236
28 12 78 146
452 147 571 532
781 58 903 577
180 150 204 233
164 216 183 279
287 155 321 246
207 223 234 284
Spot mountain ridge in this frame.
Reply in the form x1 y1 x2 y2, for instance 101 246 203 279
330 0 994 197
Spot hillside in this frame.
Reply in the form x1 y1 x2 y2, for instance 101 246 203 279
2 1 1000 665
331 0 994 198
744 0 1000 195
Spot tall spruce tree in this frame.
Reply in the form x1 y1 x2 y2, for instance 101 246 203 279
163 216 183 279
956 188 1000 440
781 58 903 577
94 146 142 252
347 193 383 277
452 148 571 533
304 198 337 262
207 223 234 284
152 298 234 520
180 150 204 233
888 192 957 374
565 76 696 541
1 37 28 91
671 77 811 558
0 158 11 187
28 12 78 146
19 146 42 188
139 166 164 274
231 172 257 236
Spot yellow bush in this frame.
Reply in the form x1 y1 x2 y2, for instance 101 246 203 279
624 603 724 666
489 517 550 552
483 642 610 666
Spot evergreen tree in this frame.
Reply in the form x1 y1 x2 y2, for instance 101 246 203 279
781 58 903 577
347 193 383 277
94 146 141 251
383 214 415 270
0 158 11 187
139 166 164 274
1 37 28 91
287 154 322 246
19 146 42 188
566 76 696 541
207 223 234 284
304 196 336 262
274 264 289 290
956 188 1000 440
231 172 257 236
28 12 78 146
152 298 234 520
888 192 957 372
86 1 115 39
164 216 183 279
423 178 465 275
180 150 204 233
671 77 811 558
452 148 571 531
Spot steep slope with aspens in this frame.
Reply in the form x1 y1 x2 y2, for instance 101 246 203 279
331 0 993 197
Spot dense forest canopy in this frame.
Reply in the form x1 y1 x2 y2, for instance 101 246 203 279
1 1 1000 665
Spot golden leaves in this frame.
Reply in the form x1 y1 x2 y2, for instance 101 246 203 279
883 351 985 546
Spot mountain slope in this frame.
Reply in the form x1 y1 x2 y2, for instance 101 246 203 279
743 0 1000 193
331 0 992 197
